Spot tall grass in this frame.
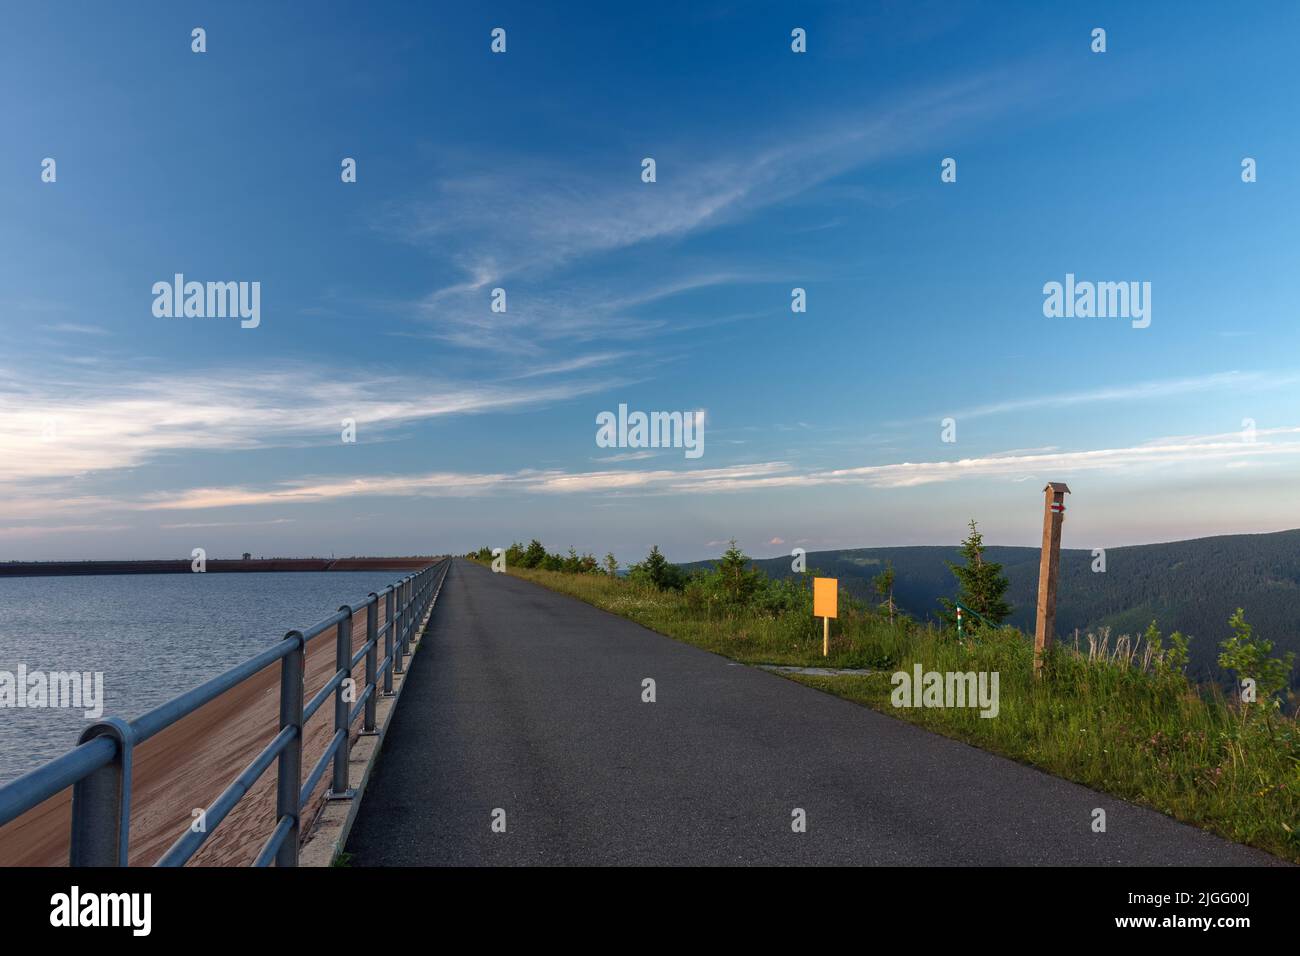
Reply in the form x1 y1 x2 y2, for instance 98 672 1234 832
507 564 1300 862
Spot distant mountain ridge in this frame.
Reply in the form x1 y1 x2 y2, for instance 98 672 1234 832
682 529 1300 684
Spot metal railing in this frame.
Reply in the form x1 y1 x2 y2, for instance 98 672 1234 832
954 601 1001 639
0 557 450 866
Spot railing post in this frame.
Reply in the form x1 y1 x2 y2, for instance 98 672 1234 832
70 717 135 866
382 588 395 695
405 579 413 662
276 631 305 866
403 578 412 651
418 572 425 619
328 607 355 800
394 580 405 675
402 578 411 656
362 596 378 734
412 573 422 637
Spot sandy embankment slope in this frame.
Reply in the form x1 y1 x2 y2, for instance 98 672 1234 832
0 601 394 866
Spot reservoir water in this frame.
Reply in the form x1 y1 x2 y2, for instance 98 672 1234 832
0 571 397 784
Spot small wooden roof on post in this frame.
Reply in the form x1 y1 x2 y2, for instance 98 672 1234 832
1043 482 1071 495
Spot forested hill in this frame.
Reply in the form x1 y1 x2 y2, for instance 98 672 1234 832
682 529 1300 682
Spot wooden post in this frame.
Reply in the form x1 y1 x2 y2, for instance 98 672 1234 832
823 616 829 657
1034 482 1070 676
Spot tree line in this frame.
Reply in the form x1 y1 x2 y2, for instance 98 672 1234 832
472 518 1294 704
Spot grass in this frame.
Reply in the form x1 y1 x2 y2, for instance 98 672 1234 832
505 564 1300 863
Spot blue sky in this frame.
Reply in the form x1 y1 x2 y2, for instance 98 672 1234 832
3 1 1300 563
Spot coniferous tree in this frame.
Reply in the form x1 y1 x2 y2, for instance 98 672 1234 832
714 540 765 606
629 545 686 591
939 519 1011 629
873 563 896 624
521 539 547 569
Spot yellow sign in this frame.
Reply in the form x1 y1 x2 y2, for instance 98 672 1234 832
813 577 838 619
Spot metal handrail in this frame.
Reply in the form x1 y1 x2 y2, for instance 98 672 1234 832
954 601 1002 639
0 556 451 866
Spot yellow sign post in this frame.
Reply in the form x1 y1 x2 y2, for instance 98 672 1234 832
813 577 838 657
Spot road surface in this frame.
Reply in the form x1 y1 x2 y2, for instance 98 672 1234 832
345 559 1281 866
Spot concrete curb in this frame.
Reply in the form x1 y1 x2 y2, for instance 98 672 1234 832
299 562 449 867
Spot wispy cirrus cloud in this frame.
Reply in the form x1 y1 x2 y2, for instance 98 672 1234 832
379 68 1059 354
393 73 1046 285
47 323 110 336
129 462 793 511
400 269 768 357
930 370 1300 423
0 361 622 485
761 427 1300 490
0 523 132 539
159 518 296 529
170 424 1300 499
11 426 1297 525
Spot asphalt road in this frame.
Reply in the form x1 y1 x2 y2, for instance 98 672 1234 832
345 559 1282 866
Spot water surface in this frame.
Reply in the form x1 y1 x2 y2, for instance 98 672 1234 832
0 571 400 784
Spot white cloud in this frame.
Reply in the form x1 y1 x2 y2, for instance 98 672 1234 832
159 518 296 529
0 362 619 485
592 450 659 463
13 425 1298 522
0 523 131 538
47 323 110 336
936 371 1299 423
380 70 1049 354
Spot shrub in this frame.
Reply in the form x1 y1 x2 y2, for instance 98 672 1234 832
1218 608 1295 708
